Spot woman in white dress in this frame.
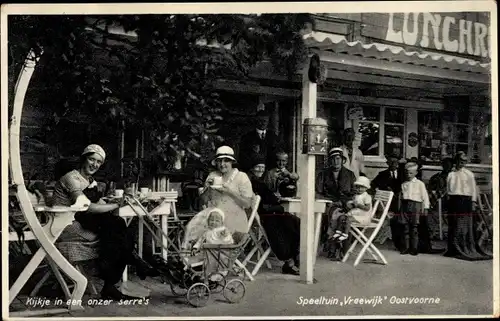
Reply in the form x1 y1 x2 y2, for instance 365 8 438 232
183 146 253 248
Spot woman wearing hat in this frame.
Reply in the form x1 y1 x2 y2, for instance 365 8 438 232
247 154 301 275
199 146 254 233
316 147 357 246
445 152 492 260
53 144 157 300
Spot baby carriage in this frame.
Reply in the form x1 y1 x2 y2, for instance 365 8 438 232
124 195 250 307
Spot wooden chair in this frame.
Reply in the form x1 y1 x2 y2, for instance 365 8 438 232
342 190 394 267
8 50 89 317
476 191 493 255
241 195 274 276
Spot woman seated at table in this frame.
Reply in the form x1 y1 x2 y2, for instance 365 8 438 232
53 144 157 300
247 154 300 275
183 146 253 249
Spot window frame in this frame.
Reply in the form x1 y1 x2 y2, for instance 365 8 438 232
356 105 406 160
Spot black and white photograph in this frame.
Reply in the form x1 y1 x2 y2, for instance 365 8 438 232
1 1 498 319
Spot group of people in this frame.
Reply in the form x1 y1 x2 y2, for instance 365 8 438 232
49 111 490 301
182 146 302 276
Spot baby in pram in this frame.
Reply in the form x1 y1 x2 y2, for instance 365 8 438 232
193 208 234 250
182 207 235 279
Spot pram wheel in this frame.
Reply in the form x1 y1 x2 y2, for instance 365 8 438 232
207 272 226 293
187 283 211 307
223 279 246 304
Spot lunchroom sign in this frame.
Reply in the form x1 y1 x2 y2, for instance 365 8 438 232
379 13 490 58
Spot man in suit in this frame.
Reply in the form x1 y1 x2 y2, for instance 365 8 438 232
239 109 280 172
316 147 356 245
371 154 404 252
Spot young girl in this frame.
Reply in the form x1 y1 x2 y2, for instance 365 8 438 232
327 176 373 259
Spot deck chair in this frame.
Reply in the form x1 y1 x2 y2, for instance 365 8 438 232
8 50 89 317
241 195 274 276
8 192 90 316
342 190 394 267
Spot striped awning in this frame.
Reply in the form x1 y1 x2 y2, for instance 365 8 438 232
304 32 490 75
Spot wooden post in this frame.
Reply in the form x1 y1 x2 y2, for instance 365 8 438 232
299 61 317 284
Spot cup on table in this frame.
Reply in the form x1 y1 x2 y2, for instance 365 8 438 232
140 187 150 194
115 189 124 198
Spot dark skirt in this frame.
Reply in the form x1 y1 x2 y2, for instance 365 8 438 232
260 212 300 262
76 210 137 284
445 195 492 261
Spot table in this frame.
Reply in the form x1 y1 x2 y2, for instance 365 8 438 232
117 192 178 297
119 191 178 261
280 198 332 266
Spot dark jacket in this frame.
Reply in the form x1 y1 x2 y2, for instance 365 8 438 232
239 130 280 171
371 168 403 212
248 172 285 215
315 166 356 205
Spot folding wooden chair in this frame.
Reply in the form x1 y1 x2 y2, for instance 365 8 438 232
342 190 394 267
241 195 274 276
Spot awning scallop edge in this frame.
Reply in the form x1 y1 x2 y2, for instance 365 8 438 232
304 32 490 75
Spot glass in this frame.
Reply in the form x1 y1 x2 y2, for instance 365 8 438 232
385 108 405 124
418 111 442 164
358 122 379 155
455 124 470 143
360 106 380 121
384 125 404 158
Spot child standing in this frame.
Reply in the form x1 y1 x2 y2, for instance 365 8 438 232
327 176 373 260
399 162 430 256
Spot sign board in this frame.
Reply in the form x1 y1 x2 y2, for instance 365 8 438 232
361 13 490 59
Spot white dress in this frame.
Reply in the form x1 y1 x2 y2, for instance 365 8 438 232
348 192 373 225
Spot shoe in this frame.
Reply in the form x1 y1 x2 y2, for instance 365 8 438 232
338 233 348 241
101 285 140 300
400 249 410 255
425 248 446 254
282 264 300 276
410 249 419 256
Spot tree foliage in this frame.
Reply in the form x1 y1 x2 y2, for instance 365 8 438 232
8 14 313 172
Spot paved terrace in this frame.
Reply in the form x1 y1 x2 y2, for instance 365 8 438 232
10 242 493 318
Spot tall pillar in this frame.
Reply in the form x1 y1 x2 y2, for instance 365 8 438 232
298 62 317 284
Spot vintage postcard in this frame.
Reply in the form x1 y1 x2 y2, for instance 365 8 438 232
1 1 498 319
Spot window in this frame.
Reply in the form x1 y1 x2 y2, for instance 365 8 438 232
417 110 492 165
357 105 405 158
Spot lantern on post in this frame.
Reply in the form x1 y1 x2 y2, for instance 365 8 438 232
302 118 328 155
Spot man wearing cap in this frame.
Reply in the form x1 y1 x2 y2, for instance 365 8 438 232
316 147 356 245
341 128 365 178
239 109 281 171
445 152 491 260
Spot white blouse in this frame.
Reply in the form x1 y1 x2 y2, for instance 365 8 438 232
447 168 478 202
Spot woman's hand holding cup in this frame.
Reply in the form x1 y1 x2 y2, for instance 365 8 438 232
205 177 215 188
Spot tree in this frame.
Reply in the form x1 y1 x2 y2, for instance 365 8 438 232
8 14 314 176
